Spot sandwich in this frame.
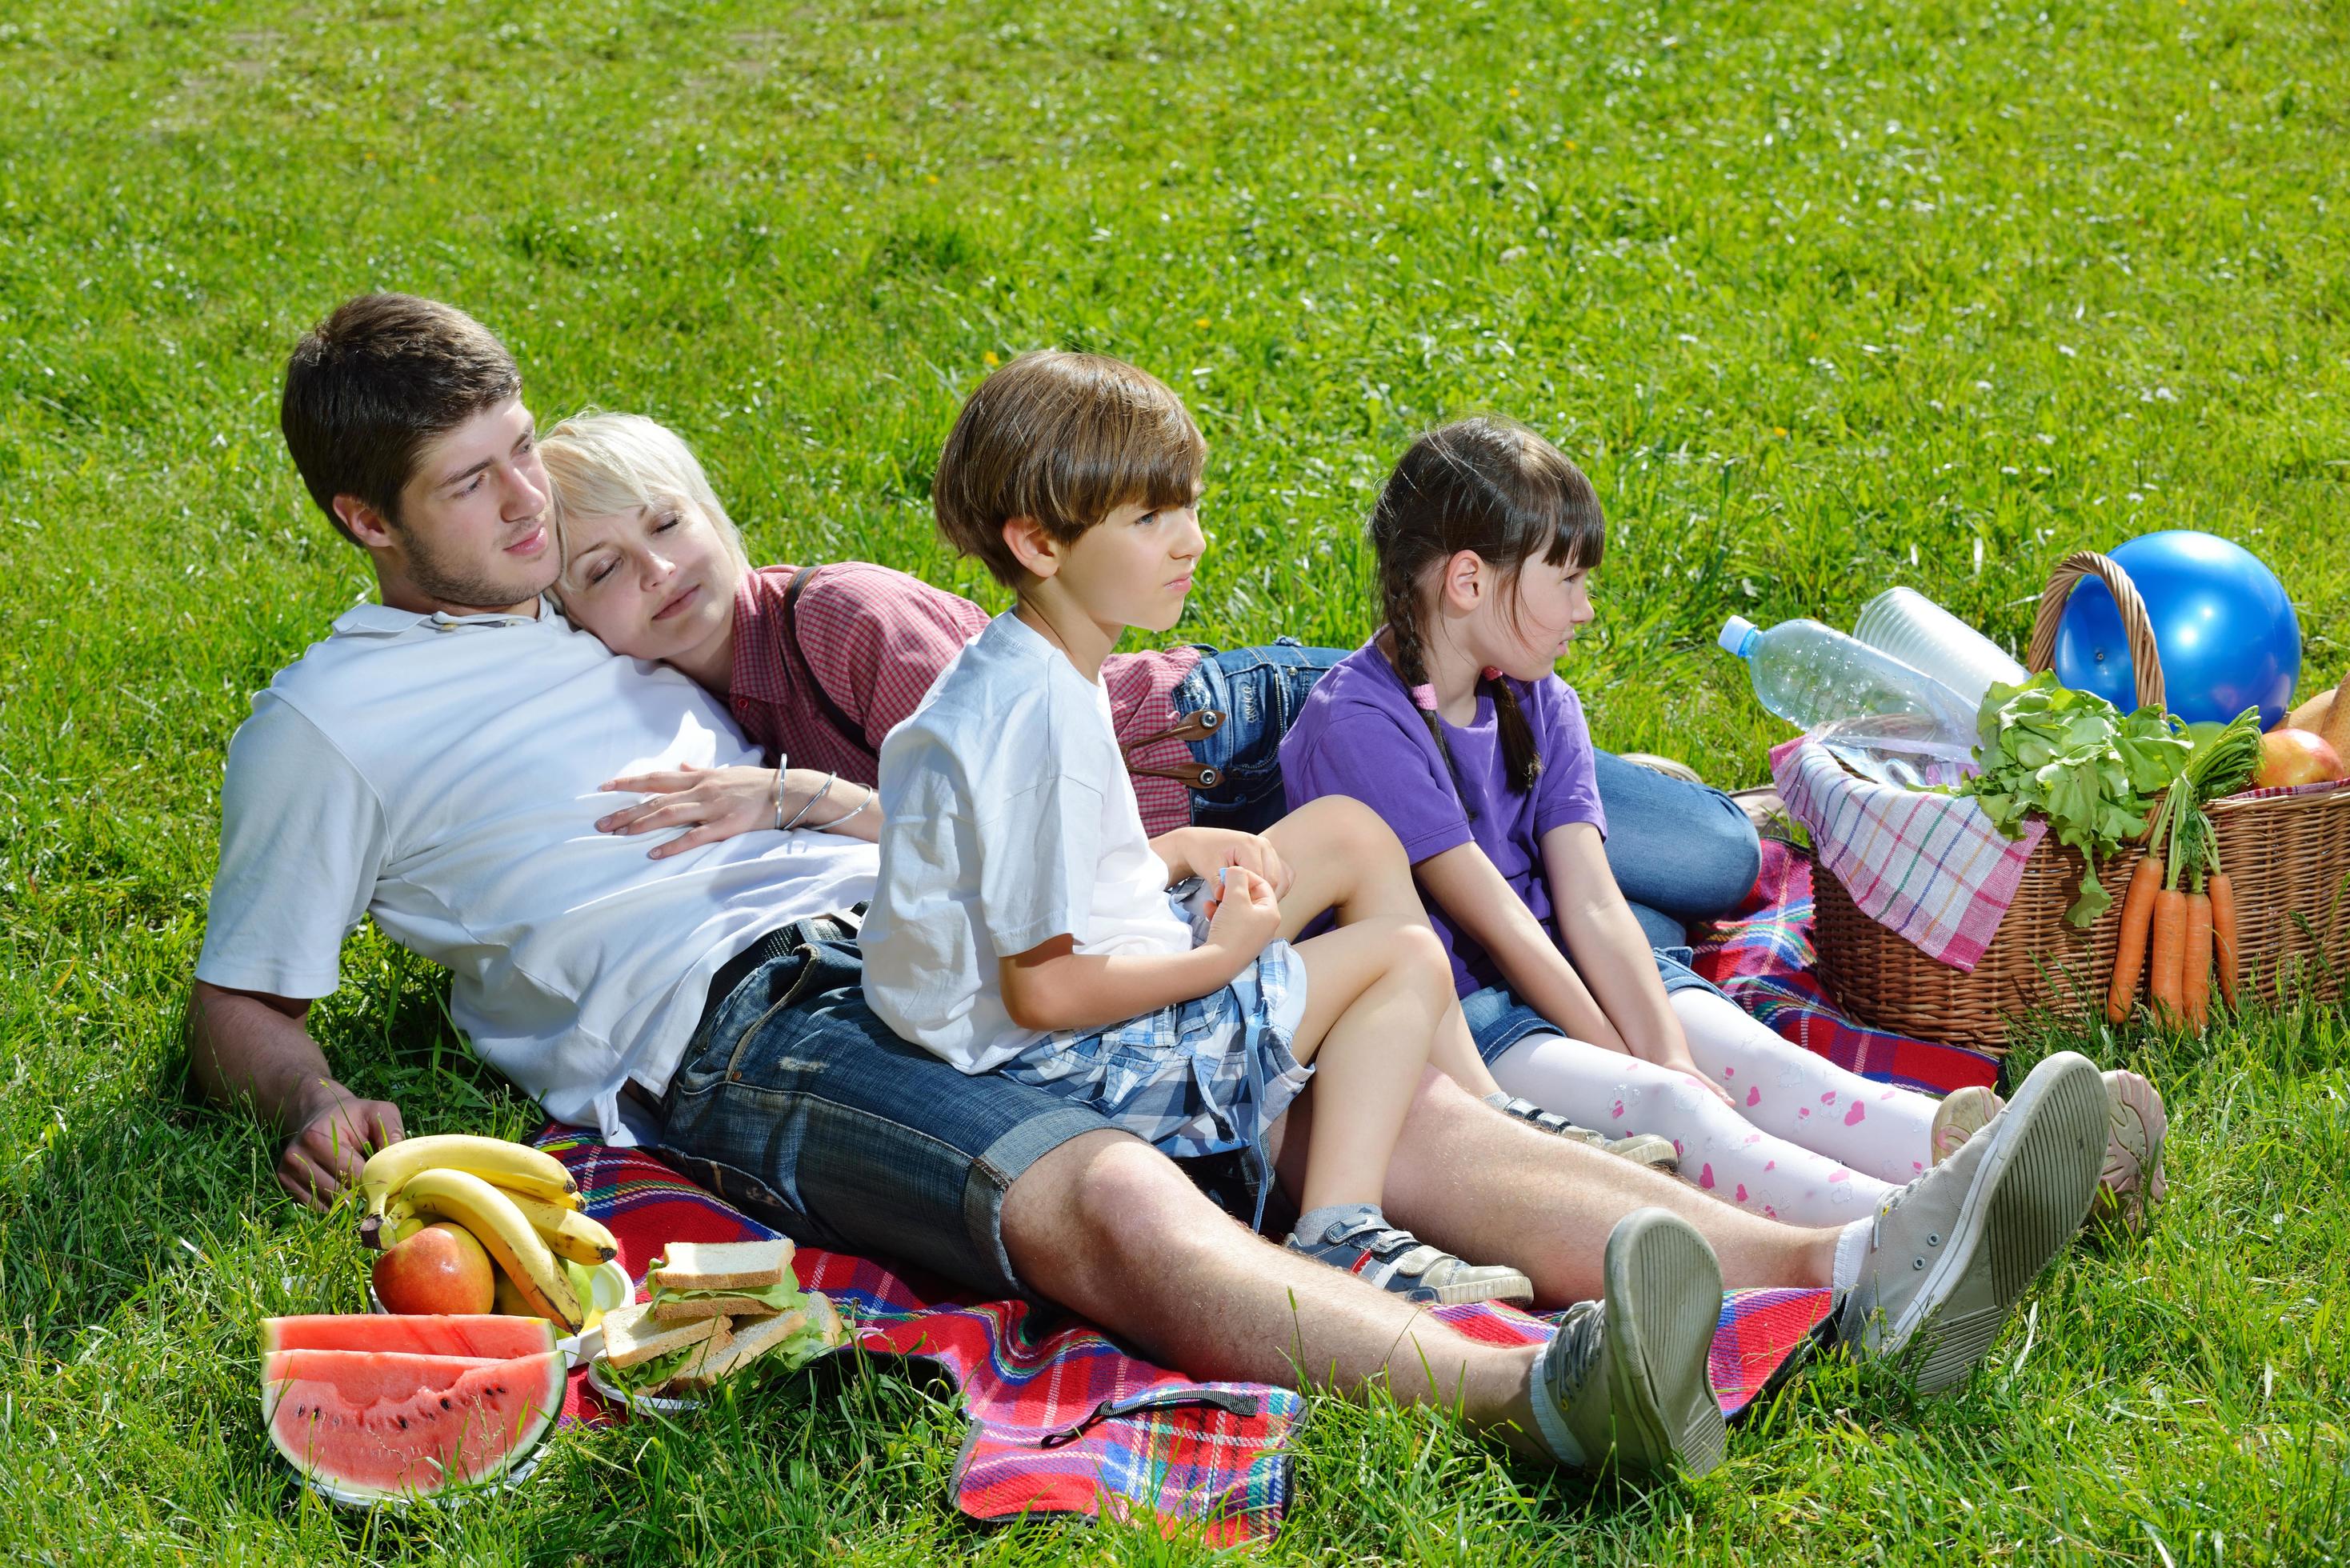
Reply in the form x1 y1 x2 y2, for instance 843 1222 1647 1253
649 1240 801 1322
679 1294 846 1388
597 1302 731 1398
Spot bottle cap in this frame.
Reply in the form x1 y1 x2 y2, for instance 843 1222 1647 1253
1718 616 1759 658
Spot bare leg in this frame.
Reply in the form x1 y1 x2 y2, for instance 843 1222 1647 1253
1000 1129 1551 1457
1265 796 1505 1098
1283 919 1450 1211
1264 795 1428 937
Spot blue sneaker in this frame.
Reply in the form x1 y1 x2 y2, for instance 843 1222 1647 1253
1286 1211 1533 1306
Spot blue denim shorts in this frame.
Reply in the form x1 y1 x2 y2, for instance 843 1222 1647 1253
1461 948 1727 1063
651 916 1116 1301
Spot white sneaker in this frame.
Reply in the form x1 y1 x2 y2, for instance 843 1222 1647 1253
1836 1051 2106 1392
1929 1085 2003 1166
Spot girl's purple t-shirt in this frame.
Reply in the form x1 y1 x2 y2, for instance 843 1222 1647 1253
1279 640 1606 997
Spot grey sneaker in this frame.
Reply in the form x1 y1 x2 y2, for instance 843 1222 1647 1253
1287 1213 1534 1306
2093 1070 2168 1234
1495 1097 1682 1174
1836 1050 2106 1392
1527 1208 1726 1478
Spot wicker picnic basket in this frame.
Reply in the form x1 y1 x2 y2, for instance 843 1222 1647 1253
1813 551 2350 1052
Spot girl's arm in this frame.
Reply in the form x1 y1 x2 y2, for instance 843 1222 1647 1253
1414 842 1627 1052
998 869 1281 1034
1539 822 1734 1104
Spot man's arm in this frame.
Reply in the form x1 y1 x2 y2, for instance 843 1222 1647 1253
189 978 404 1210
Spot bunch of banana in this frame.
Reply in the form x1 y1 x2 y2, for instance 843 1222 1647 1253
355 1135 603 1332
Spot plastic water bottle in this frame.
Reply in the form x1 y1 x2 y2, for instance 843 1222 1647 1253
1851 588 2028 712
1719 615 1980 738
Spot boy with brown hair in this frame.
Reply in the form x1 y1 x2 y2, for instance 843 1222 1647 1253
859 350 1739 1473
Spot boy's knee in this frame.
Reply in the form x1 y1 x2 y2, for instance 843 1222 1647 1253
1299 794 1405 865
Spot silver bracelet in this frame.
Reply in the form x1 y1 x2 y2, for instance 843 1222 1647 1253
829 786 876 830
779 771 835 833
772 766 787 831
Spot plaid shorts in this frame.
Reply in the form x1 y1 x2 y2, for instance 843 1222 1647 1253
999 921 1311 1168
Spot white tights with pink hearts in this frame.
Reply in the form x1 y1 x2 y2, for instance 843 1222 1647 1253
1488 989 1944 1226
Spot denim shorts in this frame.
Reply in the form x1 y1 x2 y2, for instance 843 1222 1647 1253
651 916 1116 1301
1460 949 1727 1063
1174 638 1347 833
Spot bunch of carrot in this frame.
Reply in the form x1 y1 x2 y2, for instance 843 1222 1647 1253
2105 710 2264 1031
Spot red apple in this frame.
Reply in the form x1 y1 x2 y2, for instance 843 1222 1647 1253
2256 728 2346 789
372 1221 496 1315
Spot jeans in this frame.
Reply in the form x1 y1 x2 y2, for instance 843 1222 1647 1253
1174 643 1762 944
1171 639 1349 833
652 917 1115 1301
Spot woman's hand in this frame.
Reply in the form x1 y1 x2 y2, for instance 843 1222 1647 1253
600 765 880 854
599 763 781 858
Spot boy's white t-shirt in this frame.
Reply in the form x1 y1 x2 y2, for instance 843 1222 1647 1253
861 611 1194 1073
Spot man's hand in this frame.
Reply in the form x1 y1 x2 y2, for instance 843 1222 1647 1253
278 1083 405 1211
1152 826 1294 911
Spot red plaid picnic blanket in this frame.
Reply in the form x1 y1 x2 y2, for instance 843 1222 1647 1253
1771 736 2044 971
532 1126 1832 1543
1688 837 2003 1094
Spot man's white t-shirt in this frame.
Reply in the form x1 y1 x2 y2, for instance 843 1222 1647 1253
859 612 1194 1074
194 602 877 1142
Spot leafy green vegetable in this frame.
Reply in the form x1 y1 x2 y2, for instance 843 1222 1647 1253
603 1342 704 1396
1953 674 2193 926
648 1276 803 1314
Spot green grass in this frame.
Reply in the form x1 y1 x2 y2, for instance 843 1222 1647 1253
4 0 2349 1559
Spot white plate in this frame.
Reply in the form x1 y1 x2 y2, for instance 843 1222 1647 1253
585 1354 704 1414
299 1439 547 1512
366 1259 633 1370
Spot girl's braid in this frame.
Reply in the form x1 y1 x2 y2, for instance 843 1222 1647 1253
1381 557 1479 818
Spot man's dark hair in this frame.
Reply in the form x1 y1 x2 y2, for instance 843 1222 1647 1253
280 294 522 542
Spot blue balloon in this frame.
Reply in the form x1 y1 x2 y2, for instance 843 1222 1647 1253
2054 530 2300 729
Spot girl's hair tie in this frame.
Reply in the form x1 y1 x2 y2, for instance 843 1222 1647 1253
1407 683 1439 712
1480 666 1504 682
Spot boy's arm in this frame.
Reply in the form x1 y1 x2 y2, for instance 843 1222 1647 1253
997 870 1282 1034
1539 823 1735 1104
1413 842 1626 1051
189 979 405 1209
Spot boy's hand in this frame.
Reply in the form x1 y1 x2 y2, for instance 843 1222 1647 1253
1201 867 1282 968
1155 827 1293 910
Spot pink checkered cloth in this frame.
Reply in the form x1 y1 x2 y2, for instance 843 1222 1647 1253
1770 736 2046 972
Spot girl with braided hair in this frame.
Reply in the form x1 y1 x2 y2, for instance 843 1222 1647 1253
1279 418 2015 1226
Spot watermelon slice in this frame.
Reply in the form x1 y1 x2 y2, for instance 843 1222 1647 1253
262 1314 558 1361
262 1348 564 1500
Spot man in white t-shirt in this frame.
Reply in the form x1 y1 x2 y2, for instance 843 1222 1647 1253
192 294 2112 1482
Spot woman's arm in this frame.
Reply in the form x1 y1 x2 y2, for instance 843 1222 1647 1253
1539 822 1734 1103
1414 842 1627 1051
998 870 1281 1034
596 764 882 854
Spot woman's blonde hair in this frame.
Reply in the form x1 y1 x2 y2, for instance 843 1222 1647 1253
538 410 751 580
